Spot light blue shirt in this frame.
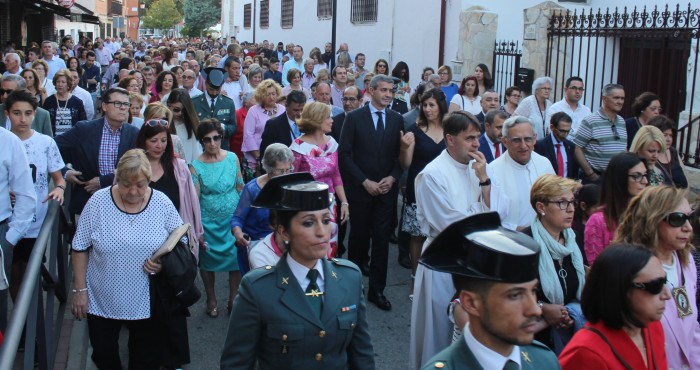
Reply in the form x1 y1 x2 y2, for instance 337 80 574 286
286 254 325 294
281 58 304 87
368 103 387 130
42 56 67 79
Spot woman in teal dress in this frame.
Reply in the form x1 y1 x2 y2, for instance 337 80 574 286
191 119 245 318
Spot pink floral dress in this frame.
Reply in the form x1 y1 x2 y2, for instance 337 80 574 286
290 136 343 257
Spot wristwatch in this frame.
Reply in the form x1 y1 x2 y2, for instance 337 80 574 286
478 178 491 187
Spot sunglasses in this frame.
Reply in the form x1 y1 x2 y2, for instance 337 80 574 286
0 89 11 95
201 134 222 144
664 211 698 228
146 119 169 127
171 107 182 113
632 276 667 295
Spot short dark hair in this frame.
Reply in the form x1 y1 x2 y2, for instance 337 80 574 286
485 109 508 125
355 53 365 60
136 122 174 175
4 90 37 112
224 56 241 69
269 57 279 64
443 111 481 138
581 244 653 329
196 118 224 141
286 90 307 106
505 86 521 97
102 87 129 103
631 92 660 117
565 76 583 87
86 51 96 59
550 111 572 128
647 115 676 135
452 274 495 299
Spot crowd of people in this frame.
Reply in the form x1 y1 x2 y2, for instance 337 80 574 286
0 33 699 370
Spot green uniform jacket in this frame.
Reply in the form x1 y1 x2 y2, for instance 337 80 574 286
220 255 375 370
191 93 236 150
420 335 560 370
0 104 53 137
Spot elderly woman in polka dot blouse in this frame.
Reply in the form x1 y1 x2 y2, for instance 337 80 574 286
71 149 184 369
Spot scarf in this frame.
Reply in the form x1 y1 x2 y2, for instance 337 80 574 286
531 217 585 304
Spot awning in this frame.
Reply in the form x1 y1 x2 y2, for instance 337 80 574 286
70 2 100 25
21 0 70 18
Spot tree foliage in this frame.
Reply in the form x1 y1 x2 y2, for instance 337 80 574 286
142 0 182 30
183 0 221 36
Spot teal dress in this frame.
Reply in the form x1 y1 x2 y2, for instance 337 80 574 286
192 151 245 271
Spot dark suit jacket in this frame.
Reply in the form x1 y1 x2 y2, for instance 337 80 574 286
331 112 346 143
259 113 295 157
475 111 485 125
389 99 408 115
0 104 53 137
478 134 505 164
56 118 139 215
534 134 579 179
192 93 237 150
402 108 419 131
338 105 402 202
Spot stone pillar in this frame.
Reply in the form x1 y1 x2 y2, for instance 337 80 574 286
522 1 566 92
455 6 498 82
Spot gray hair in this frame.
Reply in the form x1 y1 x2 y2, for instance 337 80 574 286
304 57 315 65
261 143 294 173
370 74 394 89
4 53 19 63
241 91 255 104
248 64 263 77
602 83 624 97
1 74 27 90
532 76 554 92
502 116 535 138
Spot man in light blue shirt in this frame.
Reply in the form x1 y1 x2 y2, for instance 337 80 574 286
41 40 66 79
281 45 304 87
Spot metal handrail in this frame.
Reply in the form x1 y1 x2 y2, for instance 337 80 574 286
0 198 70 370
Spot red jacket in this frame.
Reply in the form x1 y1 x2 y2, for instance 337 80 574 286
559 320 667 370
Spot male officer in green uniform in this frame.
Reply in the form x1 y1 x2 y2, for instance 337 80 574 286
419 212 561 370
220 173 375 370
192 67 236 150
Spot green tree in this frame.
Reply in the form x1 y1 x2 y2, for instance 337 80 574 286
142 0 182 30
183 0 221 36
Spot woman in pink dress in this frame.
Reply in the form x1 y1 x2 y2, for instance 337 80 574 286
289 102 349 257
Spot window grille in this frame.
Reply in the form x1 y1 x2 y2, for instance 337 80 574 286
350 0 377 24
243 4 252 29
260 0 270 28
281 0 294 28
317 0 332 19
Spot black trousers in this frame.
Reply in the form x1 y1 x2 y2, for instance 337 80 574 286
347 189 397 293
87 314 159 370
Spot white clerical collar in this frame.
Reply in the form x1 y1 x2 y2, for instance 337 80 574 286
504 152 532 169
463 323 521 370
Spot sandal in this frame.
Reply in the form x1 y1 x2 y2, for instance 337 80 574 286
206 301 218 318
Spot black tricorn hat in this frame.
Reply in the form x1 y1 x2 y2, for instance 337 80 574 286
419 212 540 284
252 172 330 211
203 67 226 89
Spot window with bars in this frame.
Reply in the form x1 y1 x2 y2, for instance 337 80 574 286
351 0 378 24
260 0 270 28
243 4 252 29
317 0 332 19
281 0 294 28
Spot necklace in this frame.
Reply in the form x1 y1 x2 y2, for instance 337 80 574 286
556 259 568 295
262 105 278 117
58 93 71 110
119 192 146 226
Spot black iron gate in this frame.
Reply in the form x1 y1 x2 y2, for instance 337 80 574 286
546 3 700 166
492 40 521 104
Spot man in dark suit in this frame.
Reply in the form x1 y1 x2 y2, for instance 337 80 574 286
192 67 237 150
330 85 362 142
535 111 579 179
259 90 306 157
339 75 403 311
478 110 507 164
474 90 500 127
56 87 139 216
0 75 52 136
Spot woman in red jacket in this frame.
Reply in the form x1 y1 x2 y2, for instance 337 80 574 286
559 244 670 370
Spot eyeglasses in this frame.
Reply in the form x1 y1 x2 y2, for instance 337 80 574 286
438 72 448 76
627 172 649 183
506 136 535 145
611 124 620 140
182 75 194 80
146 119 168 127
341 97 358 102
664 211 698 228
0 89 11 95
554 127 571 135
508 94 521 98
105 101 131 109
567 86 585 92
201 134 222 144
268 167 294 176
632 276 667 295
545 199 575 210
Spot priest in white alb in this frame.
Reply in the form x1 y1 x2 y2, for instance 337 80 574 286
409 112 509 370
487 116 555 231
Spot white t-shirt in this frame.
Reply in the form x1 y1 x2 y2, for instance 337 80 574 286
450 94 482 116
20 131 65 237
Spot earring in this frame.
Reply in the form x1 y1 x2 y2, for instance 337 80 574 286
284 240 289 245
541 212 545 216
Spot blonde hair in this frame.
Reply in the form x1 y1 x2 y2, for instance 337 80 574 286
615 186 692 266
437 65 452 81
530 174 579 214
129 92 145 107
115 149 152 184
630 125 666 157
315 68 330 83
143 102 173 124
254 79 282 103
31 59 49 76
297 101 331 134
52 69 73 90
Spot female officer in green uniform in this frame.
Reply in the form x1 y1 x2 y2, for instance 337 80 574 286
220 172 375 370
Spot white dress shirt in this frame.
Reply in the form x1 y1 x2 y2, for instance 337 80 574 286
550 132 568 176
545 98 592 139
286 254 325 294
72 86 95 120
463 323 522 370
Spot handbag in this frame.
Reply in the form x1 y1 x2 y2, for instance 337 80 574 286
154 224 201 310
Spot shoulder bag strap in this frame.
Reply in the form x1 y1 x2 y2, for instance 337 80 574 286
583 327 633 370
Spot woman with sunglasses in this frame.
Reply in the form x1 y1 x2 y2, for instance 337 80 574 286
615 186 700 370
584 152 648 264
143 102 186 159
522 174 586 354
232 143 295 274
559 244 670 370
167 89 201 163
373 58 389 76
191 119 245 318
630 125 672 186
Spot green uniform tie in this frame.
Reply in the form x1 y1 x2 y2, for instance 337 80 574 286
305 269 323 318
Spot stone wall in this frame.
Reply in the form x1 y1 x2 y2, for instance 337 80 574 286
521 1 566 93
455 6 498 81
